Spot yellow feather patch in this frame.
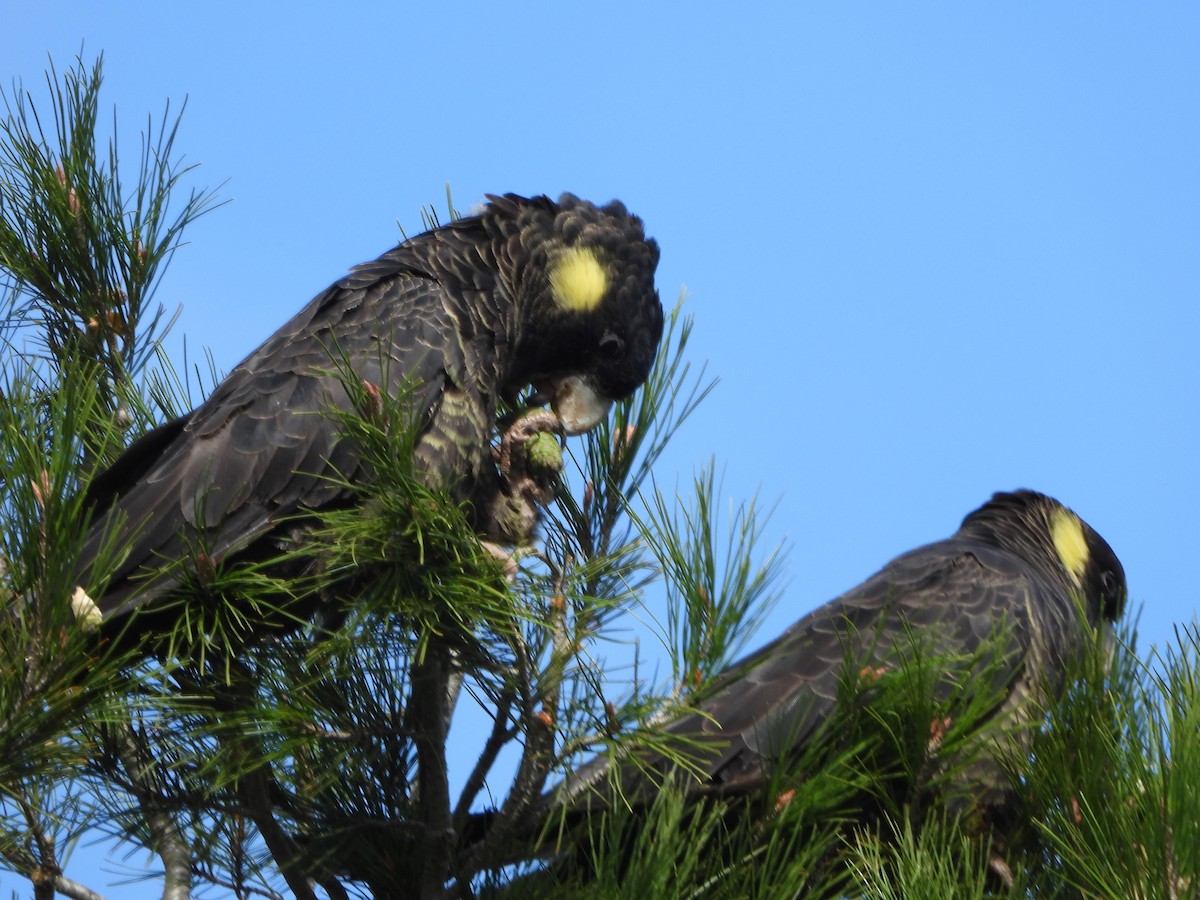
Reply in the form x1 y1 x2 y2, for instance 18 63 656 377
1051 508 1089 586
549 246 608 312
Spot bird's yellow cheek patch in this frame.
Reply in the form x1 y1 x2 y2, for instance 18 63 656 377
549 246 608 312
1051 508 1089 586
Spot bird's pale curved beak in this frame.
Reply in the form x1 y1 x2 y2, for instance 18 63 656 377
548 374 613 436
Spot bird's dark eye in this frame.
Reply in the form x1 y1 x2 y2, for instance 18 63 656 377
1100 570 1119 597
598 332 625 359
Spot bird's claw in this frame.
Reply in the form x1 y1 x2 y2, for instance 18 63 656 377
494 409 564 508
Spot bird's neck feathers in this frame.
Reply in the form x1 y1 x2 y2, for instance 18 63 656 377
958 491 1079 589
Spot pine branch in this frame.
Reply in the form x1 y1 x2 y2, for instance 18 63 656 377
110 724 192 900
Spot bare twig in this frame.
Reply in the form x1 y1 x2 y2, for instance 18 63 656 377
193 860 286 900
464 565 575 877
53 875 107 900
453 685 517 825
112 724 191 900
236 764 322 900
20 796 59 900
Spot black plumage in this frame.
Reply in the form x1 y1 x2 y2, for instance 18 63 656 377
556 490 1126 823
75 193 663 645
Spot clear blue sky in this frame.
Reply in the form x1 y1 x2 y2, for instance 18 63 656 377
7 3 1200 894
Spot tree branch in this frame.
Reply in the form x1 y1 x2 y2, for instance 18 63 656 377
236 764 323 900
53 876 107 900
111 723 191 900
406 638 455 899
453 685 517 825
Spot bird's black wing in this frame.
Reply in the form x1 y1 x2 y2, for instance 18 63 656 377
578 539 1042 796
80 252 486 623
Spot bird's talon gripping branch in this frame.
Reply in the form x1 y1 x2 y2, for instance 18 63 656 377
495 409 563 501
476 409 570 550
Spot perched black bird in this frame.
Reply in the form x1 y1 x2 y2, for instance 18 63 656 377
73 193 663 647
552 490 1126 875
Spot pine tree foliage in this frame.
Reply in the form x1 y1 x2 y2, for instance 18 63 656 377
1011 618 1200 898
0 53 753 899
0 53 221 900
0 53 1196 900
